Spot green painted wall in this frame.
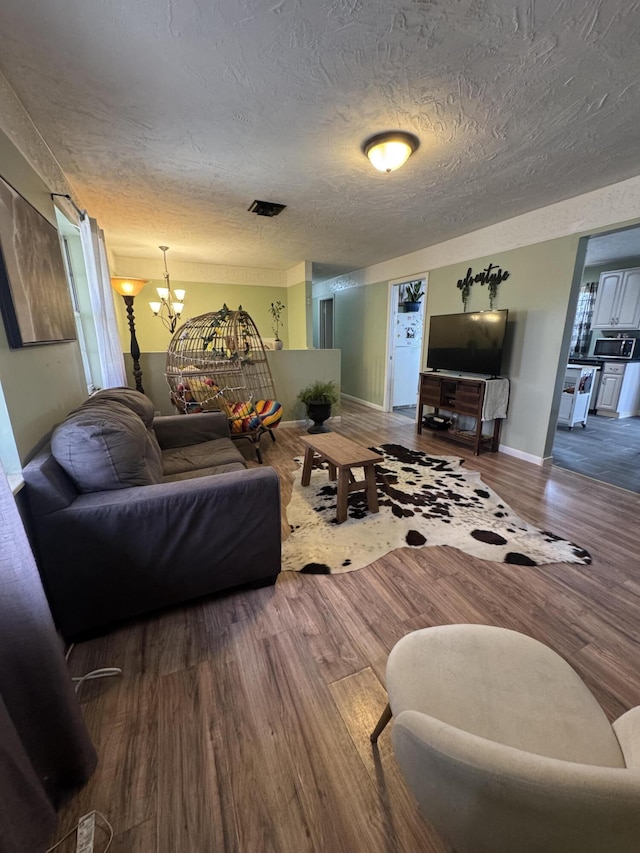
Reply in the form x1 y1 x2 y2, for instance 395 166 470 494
117 272 318 408
287 280 308 349
324 235 581 458
114 280 290 368
134 349 341 422
334 281 388 406
425 236 581 459
266 349 341 421
0 130 89 463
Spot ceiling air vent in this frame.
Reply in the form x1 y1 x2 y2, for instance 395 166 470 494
248 199 286 217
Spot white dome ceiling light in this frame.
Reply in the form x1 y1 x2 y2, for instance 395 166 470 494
363 131 420 173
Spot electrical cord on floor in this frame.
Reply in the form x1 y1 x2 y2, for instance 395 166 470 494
49 647 119 851
64 642 123 692
72 667 122 693
44 810 113 852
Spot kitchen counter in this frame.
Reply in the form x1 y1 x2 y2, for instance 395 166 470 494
595 361 640 418
568 357 640 365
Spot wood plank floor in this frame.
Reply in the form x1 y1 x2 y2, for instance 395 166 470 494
55 401 640 852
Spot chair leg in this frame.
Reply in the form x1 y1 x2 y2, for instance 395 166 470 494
370 702 392 743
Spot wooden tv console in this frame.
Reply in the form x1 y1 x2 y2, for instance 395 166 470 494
417 372 503 455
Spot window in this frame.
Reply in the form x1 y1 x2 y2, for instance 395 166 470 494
570 280 598 357
0 381 21 484
55 210 100 393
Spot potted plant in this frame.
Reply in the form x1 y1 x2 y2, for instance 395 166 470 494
269 300 285 349
400 280 424 312
298 380 340 433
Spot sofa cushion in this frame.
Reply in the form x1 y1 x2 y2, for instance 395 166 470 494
80 387 163 481
52 401 164 493
163 461 247 481
82 387 156 426
161 437 246 475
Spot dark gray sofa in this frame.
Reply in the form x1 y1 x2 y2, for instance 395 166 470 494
22 387 281 639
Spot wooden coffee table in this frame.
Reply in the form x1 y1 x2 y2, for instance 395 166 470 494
299 433 384 524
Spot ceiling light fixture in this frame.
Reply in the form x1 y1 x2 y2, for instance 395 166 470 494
148 246 186 334
363 131 420 173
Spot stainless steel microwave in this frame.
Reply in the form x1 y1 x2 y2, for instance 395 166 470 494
593 337 637 359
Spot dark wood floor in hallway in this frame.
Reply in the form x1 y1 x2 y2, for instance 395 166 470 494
56 402 640 852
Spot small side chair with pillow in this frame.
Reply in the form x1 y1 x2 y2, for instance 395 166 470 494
371 624 640 853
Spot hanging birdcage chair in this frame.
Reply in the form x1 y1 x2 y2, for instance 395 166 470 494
165 305 283 463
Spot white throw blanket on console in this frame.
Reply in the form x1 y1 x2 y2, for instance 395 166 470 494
482 377 509 420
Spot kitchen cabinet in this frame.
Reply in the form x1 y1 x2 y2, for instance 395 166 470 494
591 268 640 329
596 362 640 417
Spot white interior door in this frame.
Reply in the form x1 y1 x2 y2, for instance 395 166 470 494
393 341 421 406
390 283 425 408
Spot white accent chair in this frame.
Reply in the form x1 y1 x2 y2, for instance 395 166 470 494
371 624 640 853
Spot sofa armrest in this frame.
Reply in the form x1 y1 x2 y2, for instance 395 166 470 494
613 706 640 768
67 465 273 510
32 466 281 638
153 411 230 447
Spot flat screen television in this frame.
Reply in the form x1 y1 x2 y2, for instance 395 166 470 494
426 309 508 376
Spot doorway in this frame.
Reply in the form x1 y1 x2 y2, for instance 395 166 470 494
319 297 334 349
385 276 427 417
552 224 640 493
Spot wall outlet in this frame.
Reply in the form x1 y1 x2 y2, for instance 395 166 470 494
154 410 161 417
76 812 95 853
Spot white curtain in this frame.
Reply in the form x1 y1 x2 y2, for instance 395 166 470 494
79 216 127 388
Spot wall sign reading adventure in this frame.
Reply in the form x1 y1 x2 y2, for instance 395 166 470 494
457 263 510 310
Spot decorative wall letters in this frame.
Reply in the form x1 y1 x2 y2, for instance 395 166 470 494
457 263 510 310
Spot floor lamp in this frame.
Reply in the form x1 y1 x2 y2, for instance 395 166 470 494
111 277 148 394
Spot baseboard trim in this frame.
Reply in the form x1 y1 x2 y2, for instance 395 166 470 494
279 416 342 428
340 393 385 411
498 444 545 466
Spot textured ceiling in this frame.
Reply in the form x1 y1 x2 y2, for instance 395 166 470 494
0 0 639 273
584 226 640 266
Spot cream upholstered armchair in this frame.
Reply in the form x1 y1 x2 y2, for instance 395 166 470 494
371 624 640 853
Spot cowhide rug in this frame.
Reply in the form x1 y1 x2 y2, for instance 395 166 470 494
282 443 591 574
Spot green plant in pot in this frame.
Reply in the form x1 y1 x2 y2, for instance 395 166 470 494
269 300 285 349
401 280 424 312
298 380 340 433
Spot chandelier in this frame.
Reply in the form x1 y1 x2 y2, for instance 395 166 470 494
148 245 186 333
